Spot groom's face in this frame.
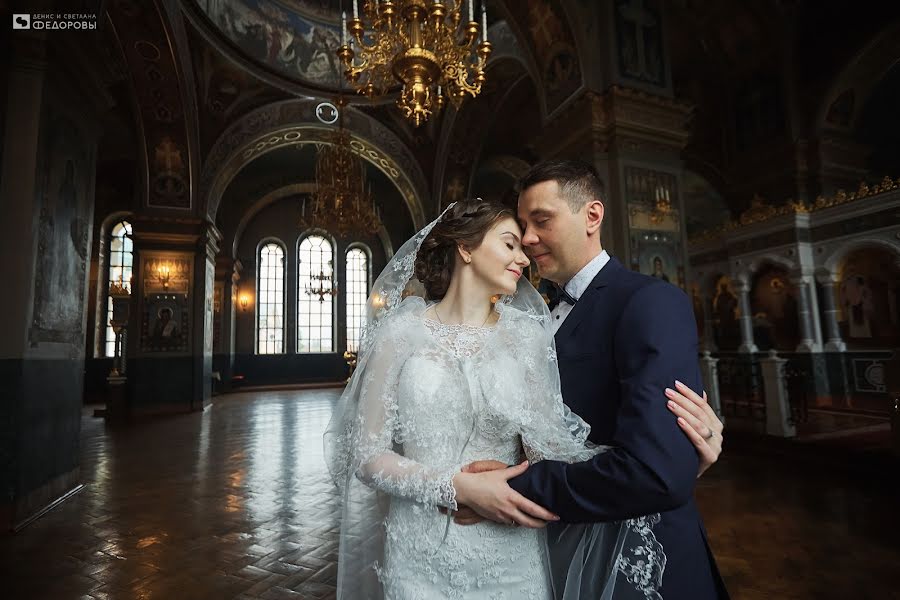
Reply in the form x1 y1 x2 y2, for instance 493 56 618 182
518 180 595 285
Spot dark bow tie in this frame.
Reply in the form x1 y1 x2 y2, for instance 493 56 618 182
548 287 578 311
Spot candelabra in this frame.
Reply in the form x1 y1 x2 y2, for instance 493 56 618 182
300 98 382 237
338 0 492 126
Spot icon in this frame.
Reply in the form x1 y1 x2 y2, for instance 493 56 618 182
13 14 30 29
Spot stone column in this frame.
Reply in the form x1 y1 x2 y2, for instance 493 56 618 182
791 274 820 353
760 350 797 438
817 273 846 352
127 218 220 415
699 351 723 422
734 278 758 354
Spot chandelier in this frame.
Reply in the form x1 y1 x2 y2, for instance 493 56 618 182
305 264 339 303
299 99 382 237
338 0 492 127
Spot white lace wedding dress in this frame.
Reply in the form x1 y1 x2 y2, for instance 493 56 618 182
325 203 664 600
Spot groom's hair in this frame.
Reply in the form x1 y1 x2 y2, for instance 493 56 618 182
518 159 605 213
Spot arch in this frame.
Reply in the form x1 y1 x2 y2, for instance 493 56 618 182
815 22 900 134
434 55 534 209
200 98 428 230
255 238 287 355
744 254 798 278
823 237 900 273
230 184 394 263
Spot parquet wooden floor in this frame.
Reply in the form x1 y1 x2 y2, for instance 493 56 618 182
1 389 897 599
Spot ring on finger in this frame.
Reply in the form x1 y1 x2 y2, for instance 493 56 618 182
704 429 715 440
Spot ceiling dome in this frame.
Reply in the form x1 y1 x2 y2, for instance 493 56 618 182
197 0 346 91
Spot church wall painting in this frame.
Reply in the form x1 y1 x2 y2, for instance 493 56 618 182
836 247 900 348
140 254 192 353
749 265 800 352
29 115 93 348
614 0 666 87
198 0 342 89
625 166 684 288
506 0 582 112
712 275 740 351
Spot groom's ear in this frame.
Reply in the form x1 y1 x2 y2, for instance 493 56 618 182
585 200 604 235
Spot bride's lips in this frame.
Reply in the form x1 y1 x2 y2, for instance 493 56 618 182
506 269 522 279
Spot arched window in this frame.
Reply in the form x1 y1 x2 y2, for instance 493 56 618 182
345 246 370 352
298 234 334 352
105 221 132 357
257 242 286 354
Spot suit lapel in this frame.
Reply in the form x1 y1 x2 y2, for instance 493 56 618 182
554 257 623 343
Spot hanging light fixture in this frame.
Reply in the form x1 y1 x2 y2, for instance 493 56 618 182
299 97 382 238
338 0 492 127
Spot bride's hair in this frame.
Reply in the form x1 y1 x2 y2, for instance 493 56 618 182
414 198 514 300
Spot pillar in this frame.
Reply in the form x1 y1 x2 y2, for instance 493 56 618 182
791 274 820 353
734 278 758 354
699 351 724 422
760 350 797 438
817 274 846 352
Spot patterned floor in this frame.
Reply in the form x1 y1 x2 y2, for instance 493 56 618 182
2 388 898 599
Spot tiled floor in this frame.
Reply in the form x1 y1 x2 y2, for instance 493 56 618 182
2 389 899 599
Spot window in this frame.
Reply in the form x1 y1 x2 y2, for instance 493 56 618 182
298 235 334 352
345 246 370 352
105 221 132 357
257 242 285 354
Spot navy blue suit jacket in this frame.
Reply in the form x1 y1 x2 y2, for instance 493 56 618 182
509 257 728 599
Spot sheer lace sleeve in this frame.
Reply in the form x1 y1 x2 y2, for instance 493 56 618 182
509 316 601 464
350 317 460 510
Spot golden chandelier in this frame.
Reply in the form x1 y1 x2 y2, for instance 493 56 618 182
338 0 492 127
299 99 381 237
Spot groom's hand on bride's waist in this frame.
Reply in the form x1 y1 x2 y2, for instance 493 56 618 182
439 460 510 526
451 460 559 529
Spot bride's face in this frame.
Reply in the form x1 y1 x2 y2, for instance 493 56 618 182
464 217 530 296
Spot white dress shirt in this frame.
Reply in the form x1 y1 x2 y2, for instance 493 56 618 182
550 250 610 334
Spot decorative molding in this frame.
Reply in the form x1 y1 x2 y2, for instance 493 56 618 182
200 98 428 229
689 177 900 244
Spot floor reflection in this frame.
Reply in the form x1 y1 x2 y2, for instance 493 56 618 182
1 388 897 599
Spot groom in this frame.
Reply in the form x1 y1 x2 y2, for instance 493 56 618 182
460 160 729 598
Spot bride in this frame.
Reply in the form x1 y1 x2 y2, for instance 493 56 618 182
325 198 696 599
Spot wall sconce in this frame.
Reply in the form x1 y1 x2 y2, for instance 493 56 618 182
157 262 172 290
238 293 250 311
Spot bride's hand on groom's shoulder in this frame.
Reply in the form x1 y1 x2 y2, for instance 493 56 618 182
452 461 560 529
665 380 725 477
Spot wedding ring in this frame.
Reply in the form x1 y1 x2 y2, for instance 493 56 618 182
704 429 715 440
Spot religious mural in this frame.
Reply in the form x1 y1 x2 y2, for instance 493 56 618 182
625 166 685 289
198 0 343 89
837 247 900 348
30 116 93 346
506 1 582 112
140 255 192 353
712 275 740 350
143 296 189 352
615 0 665 87
749 265 800 352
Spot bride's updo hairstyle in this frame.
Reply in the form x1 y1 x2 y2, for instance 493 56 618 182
414 198 515 300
